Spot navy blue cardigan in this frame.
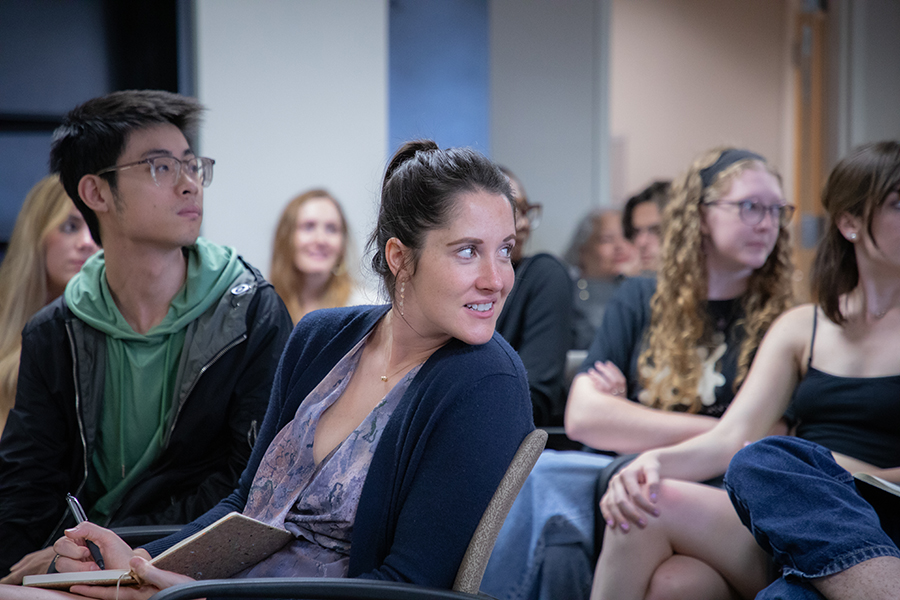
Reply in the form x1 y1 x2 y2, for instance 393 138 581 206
143 304 534 588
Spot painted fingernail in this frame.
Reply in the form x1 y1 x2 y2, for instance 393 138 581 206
653 508 660 517
620 522 629 532
606 519 614 528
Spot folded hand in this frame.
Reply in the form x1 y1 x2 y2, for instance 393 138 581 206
587 360 628 397
599 452 662 531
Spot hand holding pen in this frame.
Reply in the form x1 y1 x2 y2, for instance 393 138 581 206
51 517 151 575
65 493 106 570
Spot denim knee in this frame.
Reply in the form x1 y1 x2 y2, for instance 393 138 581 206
481 451 612 600
725 437 900 581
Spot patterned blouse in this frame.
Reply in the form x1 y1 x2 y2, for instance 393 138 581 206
235 333 421 577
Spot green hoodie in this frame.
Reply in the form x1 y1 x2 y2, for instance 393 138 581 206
64 237 246 520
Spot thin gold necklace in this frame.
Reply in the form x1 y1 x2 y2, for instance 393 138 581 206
380 346 430 383
380 354 421 382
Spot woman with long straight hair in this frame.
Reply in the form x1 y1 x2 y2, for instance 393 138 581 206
270 189 358 324
0 175 97 432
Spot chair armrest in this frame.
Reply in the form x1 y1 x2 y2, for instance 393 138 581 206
149 578 496 600
110 525 184 547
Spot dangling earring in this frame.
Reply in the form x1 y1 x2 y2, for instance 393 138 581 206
398 281 405 317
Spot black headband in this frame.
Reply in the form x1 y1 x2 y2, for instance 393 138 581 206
699 149 766 189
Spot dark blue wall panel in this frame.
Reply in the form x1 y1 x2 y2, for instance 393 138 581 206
389 0 490 155
0 0 110 241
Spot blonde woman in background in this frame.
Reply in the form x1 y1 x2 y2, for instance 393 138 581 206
270 189 363 324
568 147 795 445
0 175 98 433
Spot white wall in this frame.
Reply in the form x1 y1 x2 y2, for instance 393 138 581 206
490 0 610 258
191 0 813 265
489 0 796 258
194 0 388 281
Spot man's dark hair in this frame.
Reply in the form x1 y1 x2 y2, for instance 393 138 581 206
49 90 205 246
622 180 671 240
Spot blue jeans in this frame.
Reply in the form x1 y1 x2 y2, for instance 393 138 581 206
480 450 613 600
725 437 900 600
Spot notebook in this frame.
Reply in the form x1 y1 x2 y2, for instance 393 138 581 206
23 512 292 590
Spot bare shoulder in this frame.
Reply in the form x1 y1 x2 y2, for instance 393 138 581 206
758 303 816 359
773 303 817 330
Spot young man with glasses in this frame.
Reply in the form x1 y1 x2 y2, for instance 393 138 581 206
0 90 292 581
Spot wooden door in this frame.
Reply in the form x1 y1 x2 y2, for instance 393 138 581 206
791 3 827 303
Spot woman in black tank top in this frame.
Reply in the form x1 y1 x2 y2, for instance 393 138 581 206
592 141 900 600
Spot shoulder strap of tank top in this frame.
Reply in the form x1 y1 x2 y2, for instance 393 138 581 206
807 306 818 369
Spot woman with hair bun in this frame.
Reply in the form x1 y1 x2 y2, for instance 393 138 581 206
0 175 97 433
593 141 900 599
7 140 533 600
270 189 363 325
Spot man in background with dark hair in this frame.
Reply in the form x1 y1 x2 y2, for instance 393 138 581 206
0 90 291 580
622 180 670 273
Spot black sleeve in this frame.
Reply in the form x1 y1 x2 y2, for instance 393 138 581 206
501 255 574 426
580 277 655 395
356 370 533 586
0 314 79 575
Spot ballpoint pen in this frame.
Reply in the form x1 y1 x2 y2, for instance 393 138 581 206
65 493 106 570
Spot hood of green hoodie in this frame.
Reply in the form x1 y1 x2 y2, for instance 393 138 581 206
65 237 244 339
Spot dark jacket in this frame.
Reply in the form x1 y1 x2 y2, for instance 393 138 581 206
0 259 292 575
143 305 534 589
496 253 574 426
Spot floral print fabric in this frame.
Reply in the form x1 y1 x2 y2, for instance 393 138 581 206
237 334 419 577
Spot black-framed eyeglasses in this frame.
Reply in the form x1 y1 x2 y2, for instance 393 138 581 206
704 199 795 226
96 156 215 188
516 203 543 230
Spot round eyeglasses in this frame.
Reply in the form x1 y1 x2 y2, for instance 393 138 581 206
516 203 543 230
704 199 795 226
96 156 215 188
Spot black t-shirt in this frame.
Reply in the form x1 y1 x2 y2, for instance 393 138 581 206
581 277 746 417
